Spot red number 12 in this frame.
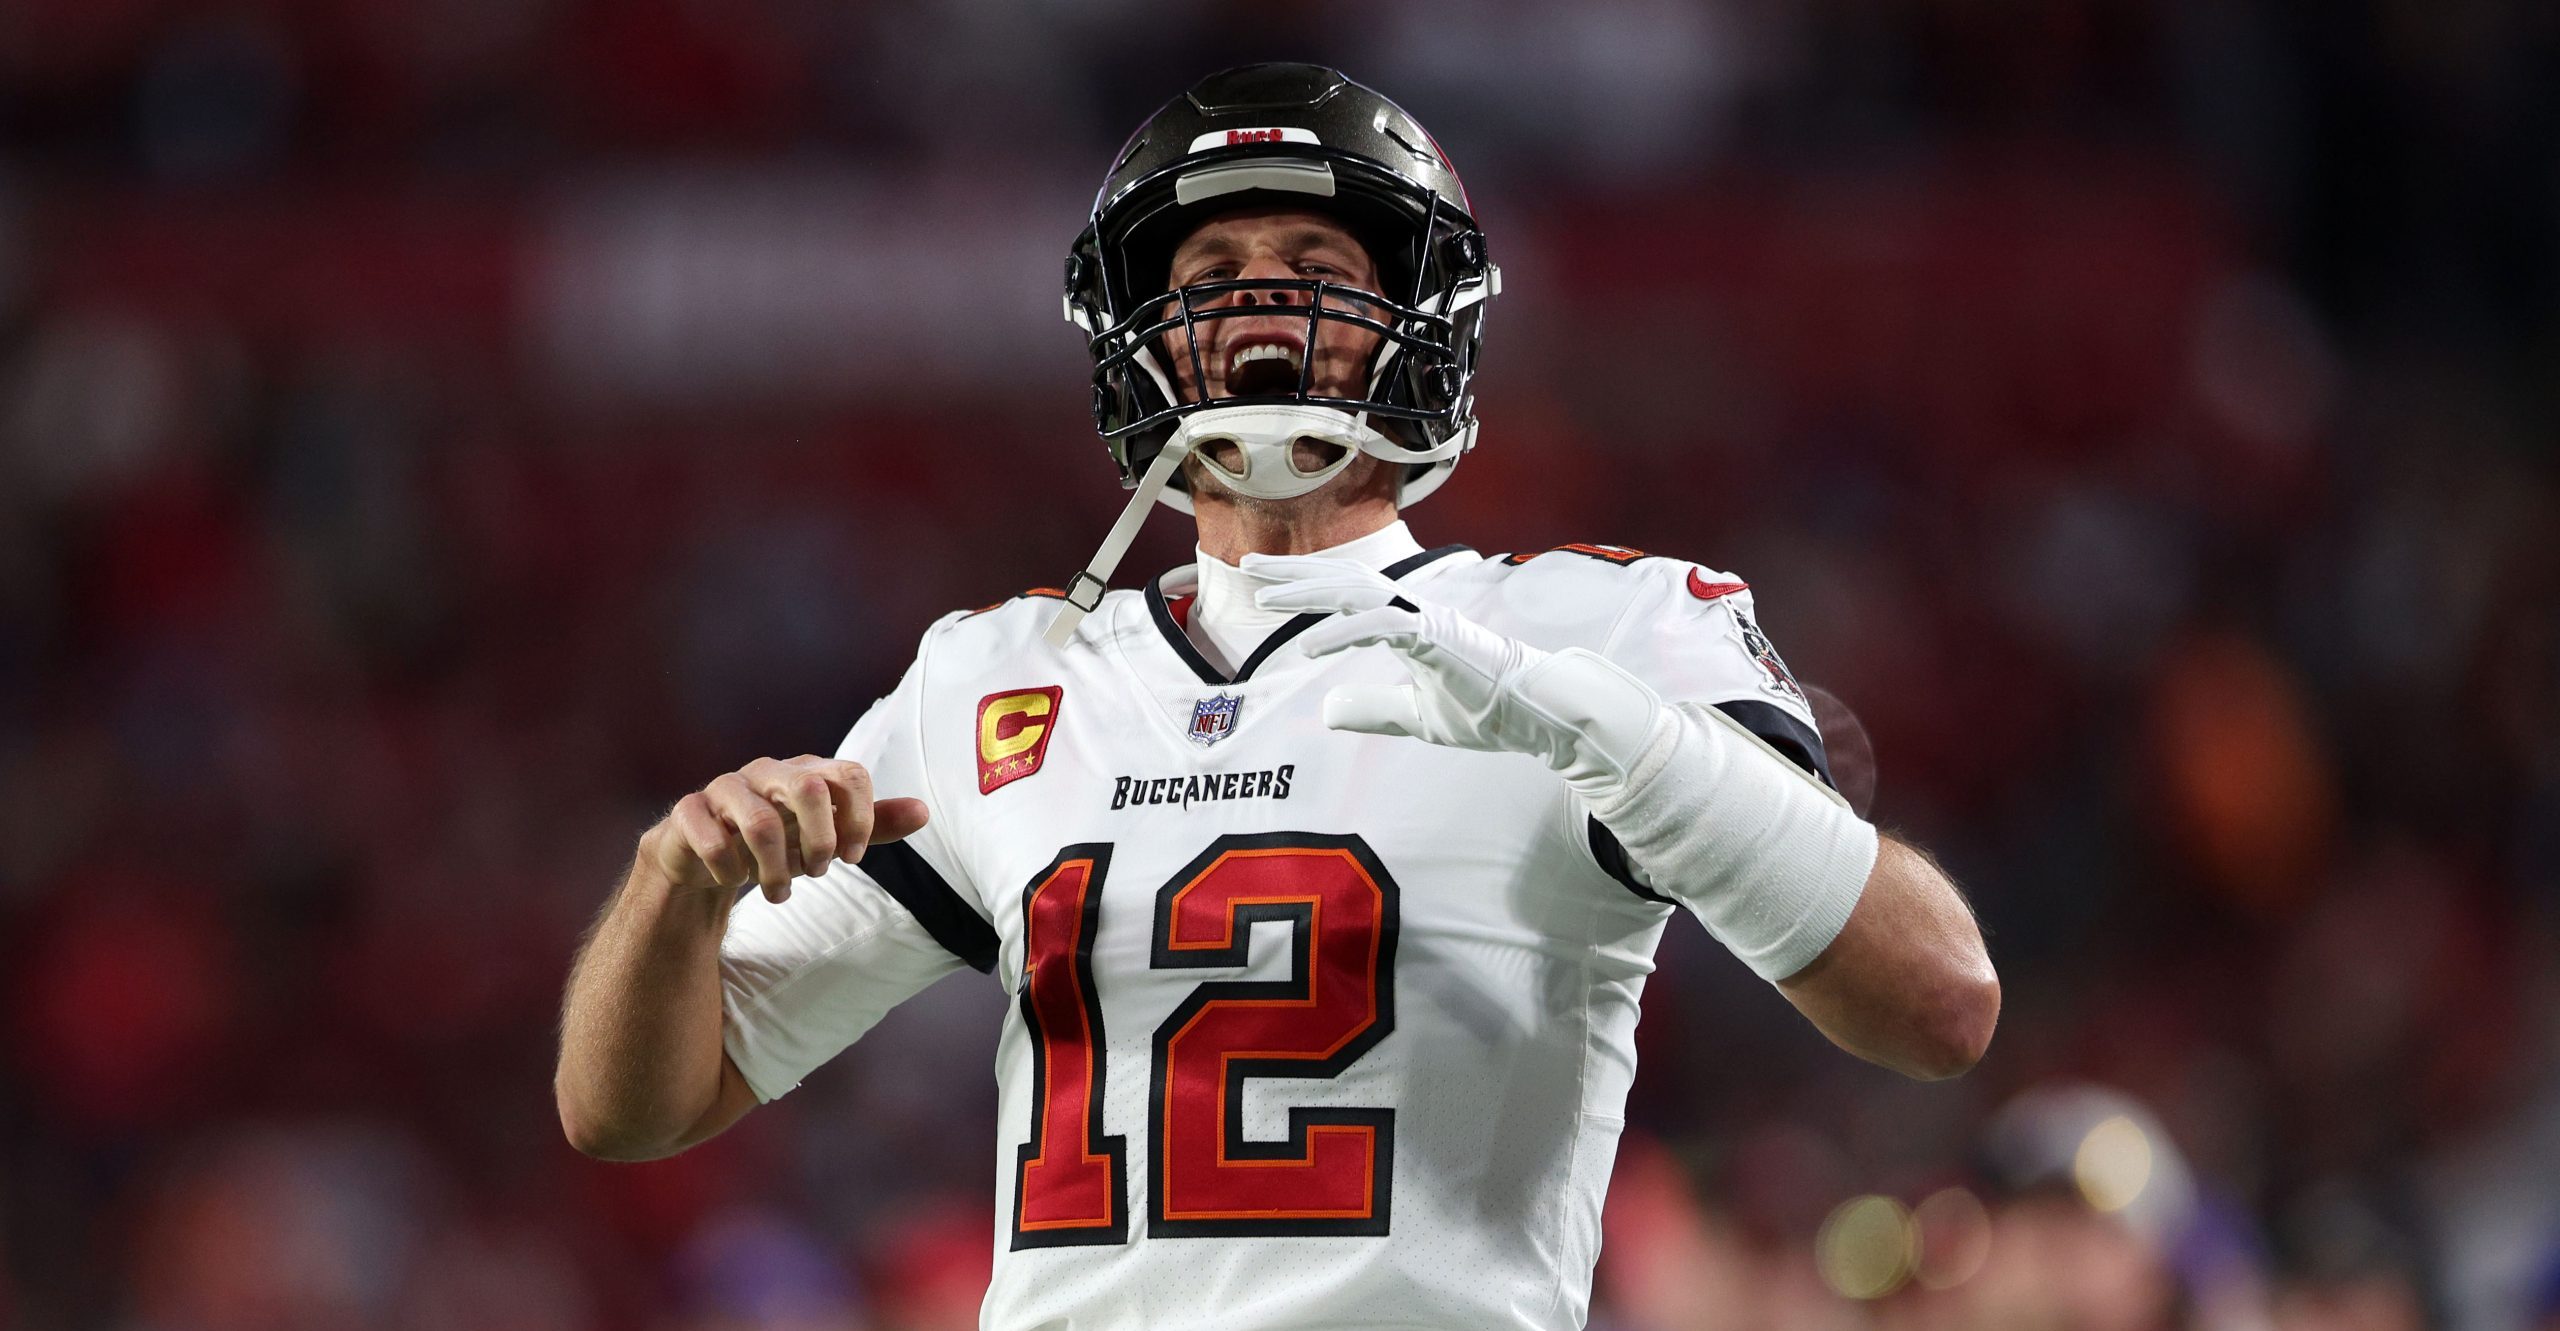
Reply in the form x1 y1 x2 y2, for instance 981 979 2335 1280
1009 833 1399 1248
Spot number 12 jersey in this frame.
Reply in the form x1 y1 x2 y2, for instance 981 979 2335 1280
717 538 1835 1331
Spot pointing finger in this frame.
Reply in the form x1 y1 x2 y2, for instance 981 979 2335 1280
867 797 931 849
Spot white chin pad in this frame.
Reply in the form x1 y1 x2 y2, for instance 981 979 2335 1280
1170 404 1392 500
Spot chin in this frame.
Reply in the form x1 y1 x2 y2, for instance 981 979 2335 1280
1182 451 1395 515
1292 440 1350 471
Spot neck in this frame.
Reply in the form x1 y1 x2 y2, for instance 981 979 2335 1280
1178 516 1422 675
1188 458 1403 562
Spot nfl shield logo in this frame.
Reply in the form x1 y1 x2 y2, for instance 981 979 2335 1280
1189 693 1243 747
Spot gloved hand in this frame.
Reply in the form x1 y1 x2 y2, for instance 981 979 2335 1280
1244 553 1670 794
1248 552 1880 986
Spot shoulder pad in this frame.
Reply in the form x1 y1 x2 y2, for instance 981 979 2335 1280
937 582 1140 659
1496 542 1661 568
962 587 1071 618
1494 543 1752 605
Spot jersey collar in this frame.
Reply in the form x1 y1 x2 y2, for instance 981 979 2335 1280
1144 543 1473 686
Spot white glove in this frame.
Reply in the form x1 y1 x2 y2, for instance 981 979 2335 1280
1244 554 1669 796
1248 551 1878 982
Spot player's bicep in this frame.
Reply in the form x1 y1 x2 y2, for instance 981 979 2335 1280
719 860 986 1103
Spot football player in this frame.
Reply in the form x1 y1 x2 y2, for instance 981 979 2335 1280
557 63 1998 1331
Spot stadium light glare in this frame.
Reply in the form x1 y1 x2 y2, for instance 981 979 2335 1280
1815 1194 1916 1300
2072 1115 2155 1213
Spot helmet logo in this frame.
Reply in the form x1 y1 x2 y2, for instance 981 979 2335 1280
1186 127 1321 153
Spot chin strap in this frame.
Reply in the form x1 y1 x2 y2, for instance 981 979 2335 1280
1042 401 1475 649
1043 438 1193 648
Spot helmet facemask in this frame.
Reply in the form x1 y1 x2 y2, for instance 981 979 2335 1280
1069 154 1496 514
1109 267 1455 504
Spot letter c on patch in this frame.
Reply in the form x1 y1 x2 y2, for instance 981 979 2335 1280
977 687 1064 794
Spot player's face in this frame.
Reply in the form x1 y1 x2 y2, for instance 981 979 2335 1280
1157 208 1388 406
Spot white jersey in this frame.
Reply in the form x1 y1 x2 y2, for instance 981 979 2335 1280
718 534 1834 1331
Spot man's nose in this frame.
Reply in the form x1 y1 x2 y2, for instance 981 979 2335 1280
1232 256 1303 306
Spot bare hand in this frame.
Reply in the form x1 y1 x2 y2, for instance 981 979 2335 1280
639 756 931 903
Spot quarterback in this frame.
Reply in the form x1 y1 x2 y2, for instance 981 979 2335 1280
557 64 1998 1331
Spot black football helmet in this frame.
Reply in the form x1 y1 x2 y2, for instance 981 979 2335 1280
1064 62 1497 512
1042 64 1497 645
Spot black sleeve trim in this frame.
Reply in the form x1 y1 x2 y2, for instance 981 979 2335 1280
1587 701 1834 907
862 842 999 974
1711 699 1835 791
1383 544 1474 578
1586 817 1675 907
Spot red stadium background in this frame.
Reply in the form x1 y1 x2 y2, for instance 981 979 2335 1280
2 2 2556 1328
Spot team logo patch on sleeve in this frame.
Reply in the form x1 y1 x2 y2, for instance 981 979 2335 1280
1188 692 1243 747
1729 608 1807 706
1687 570 1749 601
978 687 1064 794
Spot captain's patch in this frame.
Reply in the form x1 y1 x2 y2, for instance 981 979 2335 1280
977 687 1064 794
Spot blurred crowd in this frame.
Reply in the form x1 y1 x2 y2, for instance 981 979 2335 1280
3 0 2557 1328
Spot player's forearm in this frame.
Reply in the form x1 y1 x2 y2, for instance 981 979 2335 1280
1775 836 1998 1080
1563 691 1996 1076
555 858 736 1160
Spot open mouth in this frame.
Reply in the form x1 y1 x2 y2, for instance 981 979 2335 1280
1221 335 1307 397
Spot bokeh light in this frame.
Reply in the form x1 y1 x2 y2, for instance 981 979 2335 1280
1815 1194 1916 1301
2073 1115 2156 1215
1911 1187 1993 1290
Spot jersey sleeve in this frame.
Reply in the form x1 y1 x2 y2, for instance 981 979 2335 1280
719 622 998 1103
1601 564 1834 789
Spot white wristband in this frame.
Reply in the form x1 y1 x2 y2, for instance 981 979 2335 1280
1575 698 1878 982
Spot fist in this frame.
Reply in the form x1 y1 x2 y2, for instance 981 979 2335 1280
641 756 931 903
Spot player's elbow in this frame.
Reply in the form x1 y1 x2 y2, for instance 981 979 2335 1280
1901 963 2000 1081
556 1082 681 1163
560 1111 685 1162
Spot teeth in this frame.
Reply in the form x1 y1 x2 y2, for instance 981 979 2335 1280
1227 343 1304 375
